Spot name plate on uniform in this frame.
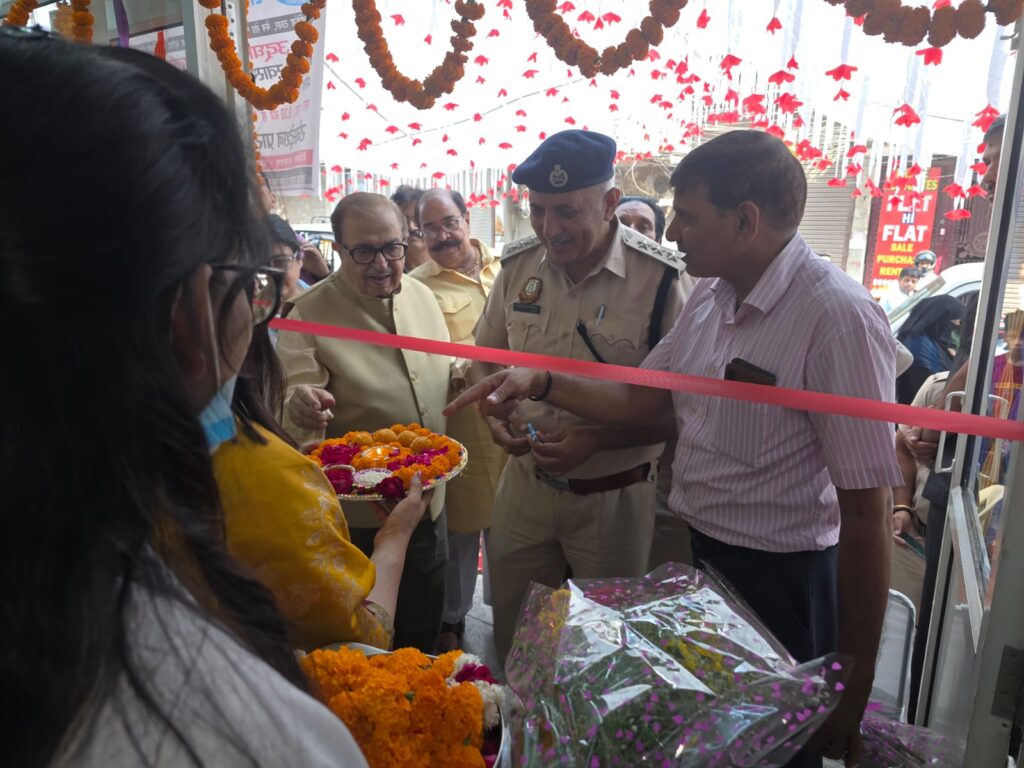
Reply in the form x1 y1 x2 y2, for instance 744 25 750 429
512 302 541 314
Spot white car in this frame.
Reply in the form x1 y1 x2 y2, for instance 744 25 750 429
887 261 985 335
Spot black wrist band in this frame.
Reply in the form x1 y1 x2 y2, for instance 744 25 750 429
528 370 553 402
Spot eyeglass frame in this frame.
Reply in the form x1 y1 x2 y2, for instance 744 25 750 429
340 240 408 265
270 248 304 268
210 263 285 327
421 215 468 241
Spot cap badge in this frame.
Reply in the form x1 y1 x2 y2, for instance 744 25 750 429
549 164 568 188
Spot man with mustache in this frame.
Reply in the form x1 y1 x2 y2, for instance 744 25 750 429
471 129 694 665
276 192 452 654
408 188 508 652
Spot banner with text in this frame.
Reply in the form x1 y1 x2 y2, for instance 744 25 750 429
870 166 941 292
249 0 326 197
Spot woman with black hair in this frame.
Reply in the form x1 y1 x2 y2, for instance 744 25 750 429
0 33 370 766
896 294 965 404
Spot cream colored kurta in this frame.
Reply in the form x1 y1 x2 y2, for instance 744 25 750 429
409 240 508 532
277 269 450 527
474 221 694 479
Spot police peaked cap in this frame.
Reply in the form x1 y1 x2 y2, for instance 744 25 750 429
511 129 616 194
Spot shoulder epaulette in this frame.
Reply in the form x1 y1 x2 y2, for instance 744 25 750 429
500 234 542 261
620 226 686 272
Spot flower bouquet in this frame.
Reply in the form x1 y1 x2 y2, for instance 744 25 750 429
857 714 964 768
506 563 849 767
307 423 468 501
301 645 508 768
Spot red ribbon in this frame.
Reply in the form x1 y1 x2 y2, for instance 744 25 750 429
271 318 1024 442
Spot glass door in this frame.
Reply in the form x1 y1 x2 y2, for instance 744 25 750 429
918 27 1024 766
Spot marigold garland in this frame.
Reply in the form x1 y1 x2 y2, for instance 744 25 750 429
301 647 487 768
353 0 485 110
524 0 690 78
3 0 92 42
831 0 1022 47
3 0 38 27
199 0 324 111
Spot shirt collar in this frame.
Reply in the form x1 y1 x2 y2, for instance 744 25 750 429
416 239 496 282
711 233 810 319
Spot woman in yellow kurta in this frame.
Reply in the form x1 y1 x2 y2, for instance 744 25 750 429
214 324 428 652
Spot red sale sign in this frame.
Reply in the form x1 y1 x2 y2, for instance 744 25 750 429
870 167 941 292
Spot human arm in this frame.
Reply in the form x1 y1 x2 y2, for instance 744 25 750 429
365 475 430 622
275 304 336 442
531 421 675 476
808 486 891 764
892 430 925 545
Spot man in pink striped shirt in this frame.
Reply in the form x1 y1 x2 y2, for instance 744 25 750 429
447 131 902 767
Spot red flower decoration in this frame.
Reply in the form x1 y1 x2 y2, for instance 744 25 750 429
768 69 795 85
697 8 711 28
720 54 742 79
325 467 354 495
945 209 972 220
377 476 405 499
766 16 782 33
825 63 858 81
973 105 1001 132
916 47 943 65
893 103 921 127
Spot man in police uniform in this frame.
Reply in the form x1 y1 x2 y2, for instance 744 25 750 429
472 130 694 662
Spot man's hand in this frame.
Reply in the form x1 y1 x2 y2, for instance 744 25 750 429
299 243 329 279
531 426 600 476
902 426 938 466
892 509 922 547
288 385 335 431
445 368 548 417
483 413 531 456
807 679 870 765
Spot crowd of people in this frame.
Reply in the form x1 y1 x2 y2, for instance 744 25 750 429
3 31 1019 768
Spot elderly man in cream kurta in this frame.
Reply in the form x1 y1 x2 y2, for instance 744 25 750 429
472 130 693 663
277 192 451 654
408 188 508 653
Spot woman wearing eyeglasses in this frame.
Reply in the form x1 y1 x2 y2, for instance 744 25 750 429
276 192 453 654
0 35 376 767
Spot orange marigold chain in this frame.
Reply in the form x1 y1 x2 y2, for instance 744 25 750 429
354 0 485 110
524 0 689 79
198 0 324 111
3 0 92 42
826 0 1023 46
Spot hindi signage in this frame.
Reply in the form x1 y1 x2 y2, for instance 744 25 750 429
248 0 326 197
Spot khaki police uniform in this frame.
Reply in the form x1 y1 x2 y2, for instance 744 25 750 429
474 221 693 660
276 269 451 652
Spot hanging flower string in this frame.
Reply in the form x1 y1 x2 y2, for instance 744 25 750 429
524 0 690 78
825 0 1023 47
353 0 486 110
3 0 38 27
3 0 92 42
200 0 325 111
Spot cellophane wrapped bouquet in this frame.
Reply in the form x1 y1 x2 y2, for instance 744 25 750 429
857 715 964 768
506 563 849 767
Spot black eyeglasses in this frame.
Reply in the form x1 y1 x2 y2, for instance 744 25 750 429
210 264 285 326
341 241 407 265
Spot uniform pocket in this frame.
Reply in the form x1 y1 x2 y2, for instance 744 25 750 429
584 317 644 365
507 304 550 351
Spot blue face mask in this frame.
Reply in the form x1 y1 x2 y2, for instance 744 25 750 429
198 286 239 453
199 374 238 453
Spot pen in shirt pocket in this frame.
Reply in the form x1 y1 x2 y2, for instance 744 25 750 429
595 304 606 327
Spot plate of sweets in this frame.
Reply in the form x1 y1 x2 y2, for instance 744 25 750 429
307 423 468 501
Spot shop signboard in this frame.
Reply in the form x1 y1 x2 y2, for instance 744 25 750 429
870 166 942 292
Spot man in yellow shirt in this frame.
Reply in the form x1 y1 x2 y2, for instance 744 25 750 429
409 188 507 652
276 192 451 653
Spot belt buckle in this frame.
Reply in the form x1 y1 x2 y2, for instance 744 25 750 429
535 468 572 493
